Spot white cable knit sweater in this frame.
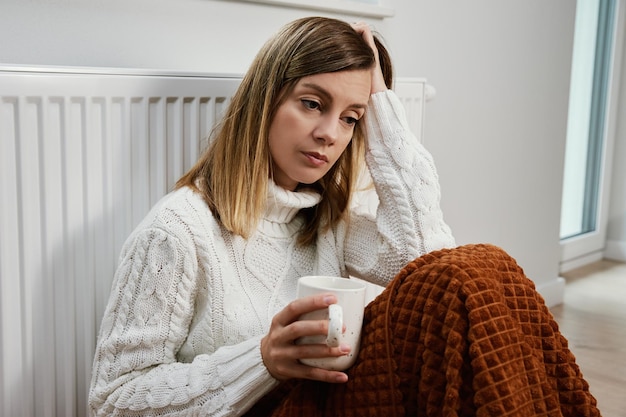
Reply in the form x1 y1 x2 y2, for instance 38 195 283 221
89 90 455 417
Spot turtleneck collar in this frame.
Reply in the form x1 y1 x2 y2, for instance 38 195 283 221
264 180 322 225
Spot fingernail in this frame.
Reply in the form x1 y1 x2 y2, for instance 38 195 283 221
336 373 348 383
339 343 351 353
323 295 335 305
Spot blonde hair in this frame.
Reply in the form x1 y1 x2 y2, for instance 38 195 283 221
177 16 393 245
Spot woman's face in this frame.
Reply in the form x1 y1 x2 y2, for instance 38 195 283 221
268 70 371 191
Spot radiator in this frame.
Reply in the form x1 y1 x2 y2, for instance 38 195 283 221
0 66 429 417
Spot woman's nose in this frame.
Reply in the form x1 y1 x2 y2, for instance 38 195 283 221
314 115 339 145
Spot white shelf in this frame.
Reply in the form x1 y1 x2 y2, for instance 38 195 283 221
232 0 394 18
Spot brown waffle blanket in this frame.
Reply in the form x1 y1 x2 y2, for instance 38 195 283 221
246 244 600 417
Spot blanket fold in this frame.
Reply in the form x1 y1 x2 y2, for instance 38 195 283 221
246 244 600 417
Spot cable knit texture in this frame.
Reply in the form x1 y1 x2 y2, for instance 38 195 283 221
88 90 456 417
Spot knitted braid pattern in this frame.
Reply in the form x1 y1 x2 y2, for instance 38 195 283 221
360 91 454 271
90 193 232 416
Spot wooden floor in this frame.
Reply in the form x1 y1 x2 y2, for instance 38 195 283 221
550 259 626 417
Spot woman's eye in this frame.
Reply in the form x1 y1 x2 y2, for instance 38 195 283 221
302 99 320 110
343 116 359 126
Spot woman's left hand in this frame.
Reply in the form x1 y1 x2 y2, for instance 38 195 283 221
352 22 388 94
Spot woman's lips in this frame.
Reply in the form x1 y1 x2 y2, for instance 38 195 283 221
303 151 328 166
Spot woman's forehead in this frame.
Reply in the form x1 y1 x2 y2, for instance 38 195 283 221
294 71 371 107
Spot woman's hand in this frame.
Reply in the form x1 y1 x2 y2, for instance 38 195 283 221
261 294 351 383
352 22 388 94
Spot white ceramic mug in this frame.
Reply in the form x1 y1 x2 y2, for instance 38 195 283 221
295 276 366 371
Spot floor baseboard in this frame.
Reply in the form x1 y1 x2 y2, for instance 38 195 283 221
605 240 626 262
536 276 566 307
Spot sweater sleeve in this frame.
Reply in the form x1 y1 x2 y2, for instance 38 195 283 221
88 223 277 417
342 90 456 285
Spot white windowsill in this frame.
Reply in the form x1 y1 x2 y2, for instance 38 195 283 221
231 0 394 18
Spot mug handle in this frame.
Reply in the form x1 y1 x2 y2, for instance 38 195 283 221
326 304 343 347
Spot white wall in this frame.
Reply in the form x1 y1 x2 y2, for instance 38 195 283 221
0 0 378 74
0 0 576 306
385 1 576 304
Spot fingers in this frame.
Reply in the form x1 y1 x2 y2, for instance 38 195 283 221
262 339 350 383
351 21 388 94
285 314 344 341
261 294 352 383
351 21 377 54
290 362 349 384
297 342 351 360
271 293 336 327
261 333 351 383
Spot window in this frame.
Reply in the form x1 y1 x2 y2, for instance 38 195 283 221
560 0 618 269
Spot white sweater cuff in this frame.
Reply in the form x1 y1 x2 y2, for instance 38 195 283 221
213 334 279 413
366 90 413 142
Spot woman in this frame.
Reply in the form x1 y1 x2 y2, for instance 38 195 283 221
89 17 599 417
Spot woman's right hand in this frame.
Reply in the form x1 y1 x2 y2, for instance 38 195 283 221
260 294 351 383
